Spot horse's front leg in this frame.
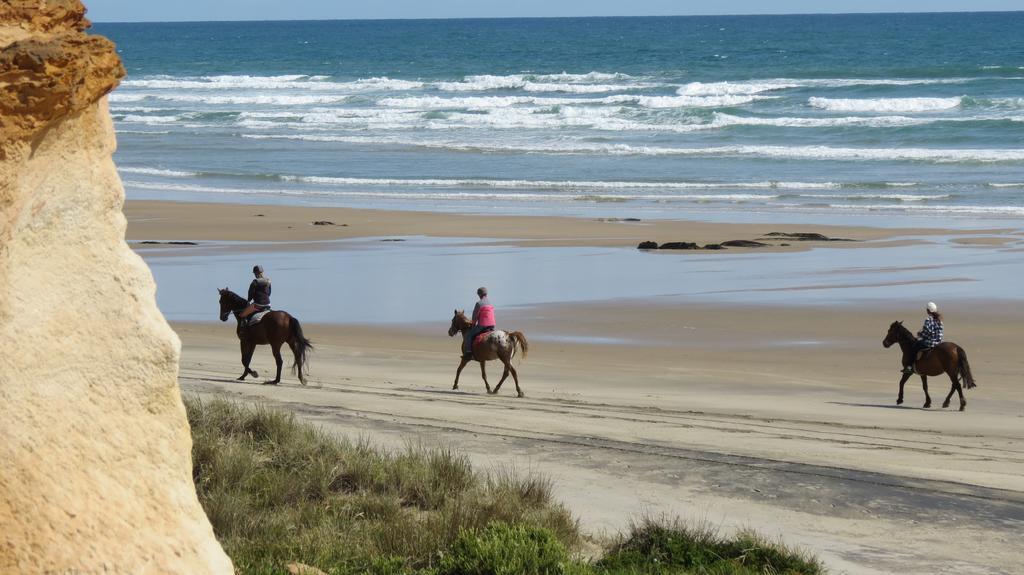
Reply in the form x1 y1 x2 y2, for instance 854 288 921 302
238 341 257 380
920 375 931 408
480 361 492 394
453 356 470 390
896 371 911 405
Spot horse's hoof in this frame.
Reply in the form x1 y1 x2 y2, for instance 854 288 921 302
263 380 279 386
517 392 524 398
959 404 966 412
236 376 246 381
923 402 931 409
896 399 903 405
942 401 950 408
452 385 459 391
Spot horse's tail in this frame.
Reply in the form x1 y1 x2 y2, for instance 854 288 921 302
508 331 529 361
956 345 976 390
289 316 313 382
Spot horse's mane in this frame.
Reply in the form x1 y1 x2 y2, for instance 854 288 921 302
893 321 916 342
452 310 472 328
222 288 247 308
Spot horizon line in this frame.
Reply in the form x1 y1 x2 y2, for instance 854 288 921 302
90 9 1023 25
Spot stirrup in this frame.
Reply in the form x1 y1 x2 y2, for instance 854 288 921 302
901 365 914 375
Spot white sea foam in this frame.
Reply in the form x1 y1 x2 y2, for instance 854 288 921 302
119 114 182 124
120 180 1016 215
711 113 930 128
808 97 963 113
434 74 650 93
109 93 150 103
110 106 165 113
827 204 1024 216
115 130 173 135
987 183 1024 188
678 81 801 96
794 193 951 202
245 135 1024 163
347 77 425 91
379 95 561 109
380 93 760 110
131 93 351 106
121 180 778 203
121 74 423 92
119 167 198 177
279 176 841 190
608 94 769 108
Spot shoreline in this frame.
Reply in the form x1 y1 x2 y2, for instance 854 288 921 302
125 199 1023 251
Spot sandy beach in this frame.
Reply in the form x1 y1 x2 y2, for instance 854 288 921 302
129 200 1024 574
124 199 977 249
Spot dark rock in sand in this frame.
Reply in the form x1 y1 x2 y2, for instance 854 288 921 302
312 220 334 226
703 243 725 250
638 241 659 250
721 239 769 248
761 232 856 242
659 242 700 250
381 238 405 242
139 241 198 246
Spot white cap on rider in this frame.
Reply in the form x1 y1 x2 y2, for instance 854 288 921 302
926 301 938 313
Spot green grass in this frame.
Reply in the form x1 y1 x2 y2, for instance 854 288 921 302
186 397 823 575
591 517 824 575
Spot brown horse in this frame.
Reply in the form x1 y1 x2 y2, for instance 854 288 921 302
218 288 312 385
448 310 528 397
882 321 976 411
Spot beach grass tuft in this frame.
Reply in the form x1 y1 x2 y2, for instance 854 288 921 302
187 397 822 574
186 396 580 574
593 516 824 575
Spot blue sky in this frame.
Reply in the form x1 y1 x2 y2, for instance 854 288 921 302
87 1 1022 23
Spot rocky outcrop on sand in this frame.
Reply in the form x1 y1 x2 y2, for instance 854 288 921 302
0 2 232 573
759 232 855 242
638 232 857 251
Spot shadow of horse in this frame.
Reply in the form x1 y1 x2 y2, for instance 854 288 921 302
827 401 935 412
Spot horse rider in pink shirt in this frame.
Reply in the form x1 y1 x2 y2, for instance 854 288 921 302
463 286 496 359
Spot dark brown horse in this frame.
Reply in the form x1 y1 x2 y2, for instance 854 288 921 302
218 288 312 385
882 321 976 411
448 310 528 397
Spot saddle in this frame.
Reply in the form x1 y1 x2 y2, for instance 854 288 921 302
243 309 271 327
915 347 934 362
467 326 495 360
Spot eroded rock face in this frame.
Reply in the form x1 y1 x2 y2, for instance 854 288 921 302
0 2 232 572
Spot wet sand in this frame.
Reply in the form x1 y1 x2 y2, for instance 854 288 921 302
125 199 990 249
129 199 1024 574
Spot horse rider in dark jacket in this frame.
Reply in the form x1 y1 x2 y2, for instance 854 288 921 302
241 265 271 321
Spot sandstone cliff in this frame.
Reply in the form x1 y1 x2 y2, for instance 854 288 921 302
0 2 233 572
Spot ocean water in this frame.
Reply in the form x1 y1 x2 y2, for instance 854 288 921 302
95 13 1024 222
